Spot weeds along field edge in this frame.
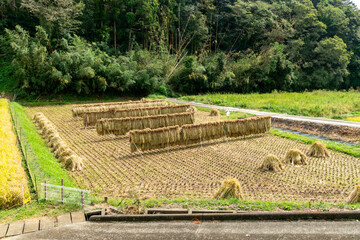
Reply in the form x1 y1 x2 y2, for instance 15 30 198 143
180 90 360 119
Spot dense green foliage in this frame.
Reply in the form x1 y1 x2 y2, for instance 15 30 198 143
1 0 360 96
181 90 360 118
11 102 77 189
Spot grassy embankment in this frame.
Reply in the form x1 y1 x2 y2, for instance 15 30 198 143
0 102 81 223
181 90 360 119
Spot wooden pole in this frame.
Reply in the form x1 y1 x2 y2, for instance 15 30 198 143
81 191 84 208
61 179 64 204
44 180 47 200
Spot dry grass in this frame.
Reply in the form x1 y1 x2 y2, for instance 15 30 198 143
284 149 307 165
261 154 284 172
214 178 242 200
307 141 330 158
24 105 360 202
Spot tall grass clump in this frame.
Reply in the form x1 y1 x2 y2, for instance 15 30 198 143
0 99 31 209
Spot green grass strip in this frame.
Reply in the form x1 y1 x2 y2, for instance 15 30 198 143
100 197 360 212
0 200 80 224
11 102 77 189
270 128 360 157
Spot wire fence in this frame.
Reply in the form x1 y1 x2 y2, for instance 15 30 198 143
8 101 91 207
8 100 40 196
41 182 91 207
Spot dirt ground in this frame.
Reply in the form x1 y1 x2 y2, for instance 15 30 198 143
272 118 360 143
26 105 360 203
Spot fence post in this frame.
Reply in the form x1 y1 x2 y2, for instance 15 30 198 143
81 190 84 208
61 179 64 204
44 180 47 200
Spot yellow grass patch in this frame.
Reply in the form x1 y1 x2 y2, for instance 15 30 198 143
0 99 30 209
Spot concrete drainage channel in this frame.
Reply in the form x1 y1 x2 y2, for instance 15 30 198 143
3 209 360 238
88 208 360 222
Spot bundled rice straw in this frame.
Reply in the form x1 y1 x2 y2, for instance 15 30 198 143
83 104 191 126
348 185 360 204
209 108 220 116
129 126 181 152
307 141 330 158
129 116 271 152
72 100 167 117
284 149 307 165
261 154 284 172
33 112 84 171
214 178 242 200
96 112 194 136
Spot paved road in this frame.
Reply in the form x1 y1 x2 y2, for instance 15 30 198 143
168 98 360 129
8 220 360 240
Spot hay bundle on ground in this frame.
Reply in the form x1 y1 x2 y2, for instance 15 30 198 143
33 112 84 171
64 155 84 171
307 141 330 158
72 100 167 117
83 104 191 127
96 112 194 136
129 126 181 152
284 149 307 165
209 109 220 116
261 154 284 172
348 185 360 204
214 178 242 200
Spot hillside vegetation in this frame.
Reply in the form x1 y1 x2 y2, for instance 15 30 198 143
0 0 360 97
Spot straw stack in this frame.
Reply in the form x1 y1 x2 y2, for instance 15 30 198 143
129 126 181 152
72 99 167 117
96 112 194 136
33 112 84 171
83 104 191 127
129 116 271 152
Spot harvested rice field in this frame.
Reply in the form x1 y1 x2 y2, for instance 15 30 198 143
26 104 360 203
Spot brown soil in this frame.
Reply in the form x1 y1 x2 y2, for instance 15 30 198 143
272 118 360 144
26 105 360 203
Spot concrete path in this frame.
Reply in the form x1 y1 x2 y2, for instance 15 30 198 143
168 98 360 128
1 211 85 238
7 220 360 240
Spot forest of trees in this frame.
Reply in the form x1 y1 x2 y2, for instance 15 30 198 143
0 0 359 97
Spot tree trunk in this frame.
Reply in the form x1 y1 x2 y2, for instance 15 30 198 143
114 20 117 56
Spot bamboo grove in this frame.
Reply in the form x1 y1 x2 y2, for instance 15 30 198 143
1 1 360 97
